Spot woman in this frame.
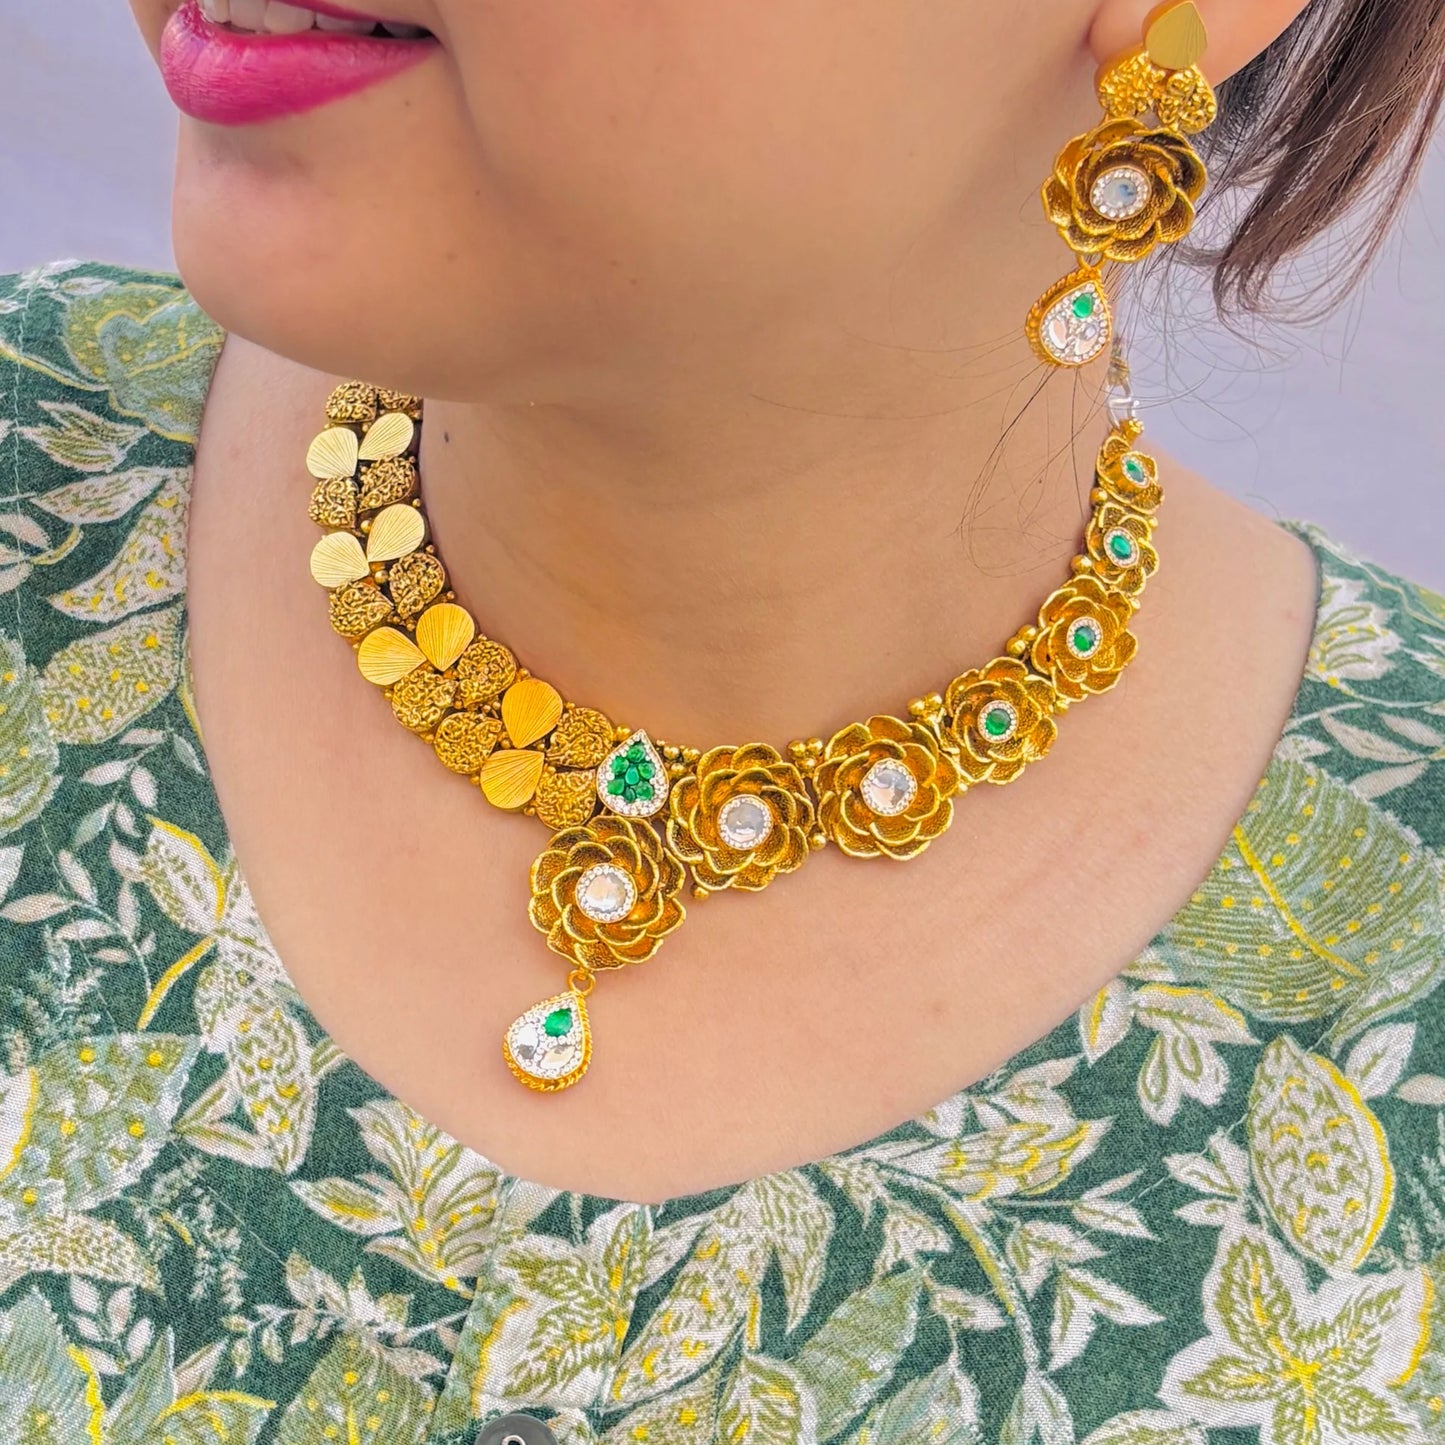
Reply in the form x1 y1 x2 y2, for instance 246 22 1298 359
2 0 1444 1440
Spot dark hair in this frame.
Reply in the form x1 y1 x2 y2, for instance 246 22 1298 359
1205 0 1445 316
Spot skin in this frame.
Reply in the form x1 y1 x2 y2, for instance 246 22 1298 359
129 0 1318 1204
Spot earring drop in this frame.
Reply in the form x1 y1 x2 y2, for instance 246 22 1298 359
1026 1 1217 367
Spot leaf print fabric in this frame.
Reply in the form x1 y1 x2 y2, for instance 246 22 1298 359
3 261 1445 1445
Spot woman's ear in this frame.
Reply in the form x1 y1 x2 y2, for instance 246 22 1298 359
1087 0 1310 84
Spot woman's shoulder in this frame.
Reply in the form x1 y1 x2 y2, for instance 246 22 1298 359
1281 519 1445 850
0 259 221 458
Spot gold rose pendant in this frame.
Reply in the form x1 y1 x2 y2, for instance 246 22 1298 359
503 976 593 1092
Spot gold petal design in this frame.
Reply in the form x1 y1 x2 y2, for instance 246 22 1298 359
309 532 369 588
415 603 476 671
1146 1 1208 70
547 706 615 769
306 426 360 481
325 381 378 425
502 676 564 749
433 712 501 774
386 552 446 618
357 627 426 686
327 580 393 639
308 478 358 530
365 504 426 564
534 769 599 829
357 456 417 510
456 639 518 707
479 748 545 810
358 411 415 461
390 670 457 733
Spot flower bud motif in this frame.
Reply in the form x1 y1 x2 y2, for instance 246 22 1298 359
1097 429 1163 513
945 658 1058 785
1031 576 1138 702
529 816 685 971
814 715 960 860
667 743 816 893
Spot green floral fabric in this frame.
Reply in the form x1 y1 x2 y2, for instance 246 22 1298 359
1 260 1444 1445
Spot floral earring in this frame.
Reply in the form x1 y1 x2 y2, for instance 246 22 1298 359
1026 1 1217 367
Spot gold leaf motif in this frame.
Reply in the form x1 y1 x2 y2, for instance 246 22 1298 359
358 411 415 462
386 551 445 618
479 748 545 810
365 504 426 564
357 455 417 510
416 603 476 671
306 426 360 481
357 627 426 686
456 638 518 707
534 768 599 829
390 670 457 733
308 477 358 530
547 706 615 769
503 676 564 749
326 381 378 425
327 580 393 639
309 531 369 589
376 388 423 419
1146 1 1208 71
433 712 501 774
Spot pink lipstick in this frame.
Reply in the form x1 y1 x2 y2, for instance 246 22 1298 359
160 0 437 126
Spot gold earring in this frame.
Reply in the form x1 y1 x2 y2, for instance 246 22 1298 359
1026 1 1217 368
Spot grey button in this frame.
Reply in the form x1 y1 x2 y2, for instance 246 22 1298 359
474 1413 558 1445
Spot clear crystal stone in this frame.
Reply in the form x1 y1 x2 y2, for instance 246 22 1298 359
507 993 587 1081
860 758 918 817
1040 284 1110 367
1090 165 1151 220
718 794 774 850
574 864 636 923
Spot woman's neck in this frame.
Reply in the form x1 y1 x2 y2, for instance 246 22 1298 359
420 343 1109 745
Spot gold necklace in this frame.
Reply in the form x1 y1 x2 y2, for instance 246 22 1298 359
305 376 1162 1092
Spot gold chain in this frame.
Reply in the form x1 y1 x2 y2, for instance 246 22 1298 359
304 382 1163 1090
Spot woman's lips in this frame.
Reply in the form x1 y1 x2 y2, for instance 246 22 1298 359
160 0 437 126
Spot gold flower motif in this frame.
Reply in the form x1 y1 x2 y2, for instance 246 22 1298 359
1044 117 1205 264
1096 426 1163 512
814 715 960 860
944 658 1057 785
666 743 816 894
529 817 686 971
1030 575 1137 702
1085 500 1158 596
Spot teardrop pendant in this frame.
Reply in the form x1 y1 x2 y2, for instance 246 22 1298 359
596 730 670 818
503 986 593 1091
1025 269 1112 368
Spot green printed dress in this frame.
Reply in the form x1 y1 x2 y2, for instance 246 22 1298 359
1 260 1444 1445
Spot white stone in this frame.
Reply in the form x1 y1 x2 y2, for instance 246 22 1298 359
860 758 917 817
575 863 636 923
1090 165 1151 220
1039 283 1110 367
505 990 589 1084
718 793 774 850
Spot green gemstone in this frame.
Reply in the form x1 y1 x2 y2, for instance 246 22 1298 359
607 780 626 797
1072 290 1096 319
983 706 1012 738
1123 456 1146 483
1108 532 1135 561
623 766 640 785
627 744 645 762
1072 624 1098 654
544 1007 572 1038
637 761 655 779
611 759 628 777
